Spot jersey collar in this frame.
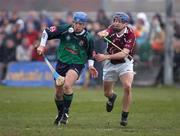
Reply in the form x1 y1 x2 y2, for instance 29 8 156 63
75 29 86 36
116 27 128 38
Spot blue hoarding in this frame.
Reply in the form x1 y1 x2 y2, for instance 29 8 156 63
3 62 86 87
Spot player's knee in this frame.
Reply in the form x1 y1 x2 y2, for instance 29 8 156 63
55 87 63 96
123 82 132 92
55 94 63 100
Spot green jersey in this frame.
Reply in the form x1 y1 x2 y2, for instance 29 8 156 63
46 24 94 64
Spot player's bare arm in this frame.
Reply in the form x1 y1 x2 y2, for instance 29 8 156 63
106 48 130 60
89 66 98 78
94 48 130 62
97 29 109 37
37 30 48 55
87 59 98 78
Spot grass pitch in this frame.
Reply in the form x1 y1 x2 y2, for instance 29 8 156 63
0 85 180 136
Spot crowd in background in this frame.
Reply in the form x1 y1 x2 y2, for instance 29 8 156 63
0 10 180 86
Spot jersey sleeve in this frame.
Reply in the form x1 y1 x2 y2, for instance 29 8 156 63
87 34 95 60
124 32 136 50
106 26 114 39
45 24 70 40
106 25 113 34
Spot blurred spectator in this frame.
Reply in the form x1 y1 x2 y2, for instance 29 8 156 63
173 17 180 82
135 12 151 62
24 21 39 45
24 11 44 61
9 11 19 24
150 13 165 86
66 11 73 24
2 38 16 63
39 10 53 27
14 31 23 46
31 40 44 61
31 49 44 61
3 17 13 35
126 12 135 25
0 11 4 26
16 38 33 61
15 19 25 33
0 32 6 82
96 9 110 28
86 19 94 32
52 13 66 26
137 12 150 33
92 21 107 86
45 40 59 62
8 19 24 45
26 11 41 31
150 13 165 54
40 21 49 31
0 32 5 49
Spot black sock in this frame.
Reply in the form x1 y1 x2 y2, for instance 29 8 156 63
54 99 64 114
63 93 73 114
122 111 129 119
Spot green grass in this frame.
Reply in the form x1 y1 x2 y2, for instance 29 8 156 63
0 85 180 136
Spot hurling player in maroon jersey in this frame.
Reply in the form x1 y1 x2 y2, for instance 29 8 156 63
94 12 136 126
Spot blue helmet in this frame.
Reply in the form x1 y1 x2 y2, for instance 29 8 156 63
113 12 129 23
73 12 88 23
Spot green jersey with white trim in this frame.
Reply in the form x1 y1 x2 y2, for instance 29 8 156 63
45 24 94 64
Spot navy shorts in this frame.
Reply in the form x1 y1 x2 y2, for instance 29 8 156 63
55 60 85 77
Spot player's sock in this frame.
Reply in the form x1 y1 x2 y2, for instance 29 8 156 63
121 111 129 119
63 93 73 114
60 93 73 124
120 111 129 126
54 99 64 114
54 98 64 125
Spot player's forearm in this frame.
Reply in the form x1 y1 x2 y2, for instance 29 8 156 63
40 30 48 47
98 29 109 37
107 52 128 60
87 50 95 67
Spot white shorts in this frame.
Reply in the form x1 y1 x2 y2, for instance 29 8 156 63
103 58 135 81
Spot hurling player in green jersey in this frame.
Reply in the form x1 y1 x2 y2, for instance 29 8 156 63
37 12 98 126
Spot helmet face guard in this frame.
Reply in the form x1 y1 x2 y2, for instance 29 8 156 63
112 12 129 23
73 12 88 23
